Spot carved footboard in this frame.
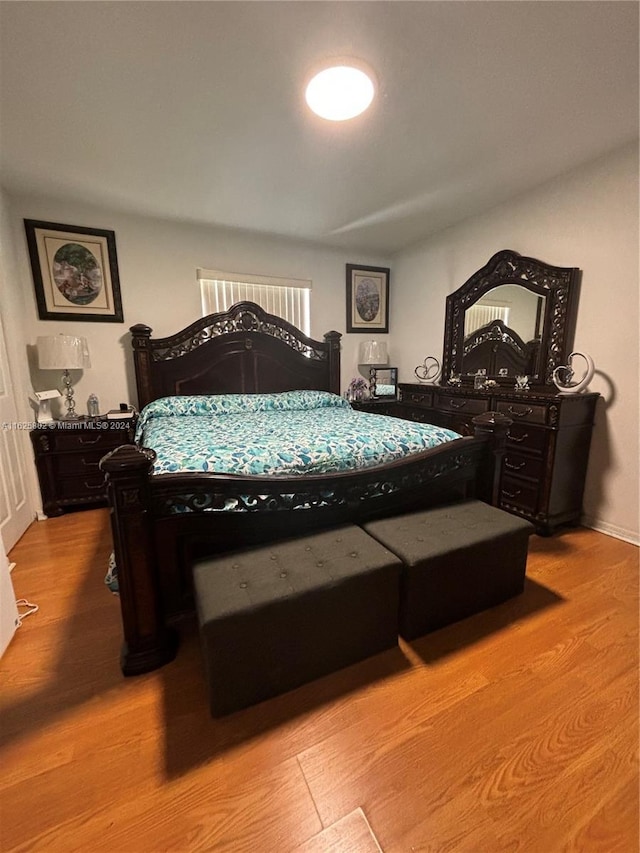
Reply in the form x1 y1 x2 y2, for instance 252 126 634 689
101 412 510 676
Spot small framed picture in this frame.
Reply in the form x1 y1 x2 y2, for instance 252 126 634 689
346 264 390 333
24 220 124 322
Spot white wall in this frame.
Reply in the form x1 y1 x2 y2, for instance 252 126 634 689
0 188 40 521
6 193 390 418
391 142 639 543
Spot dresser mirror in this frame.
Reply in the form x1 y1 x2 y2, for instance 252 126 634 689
370 367 398 399
442 250 580 386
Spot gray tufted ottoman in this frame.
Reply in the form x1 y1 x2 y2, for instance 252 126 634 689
363 500 534 640
192 524 402 716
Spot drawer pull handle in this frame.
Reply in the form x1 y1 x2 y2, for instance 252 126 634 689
502 488 521 499
504 459 526 471
79 435 102 445
84 480 106 490
81 459 99 468
507 431 529 443
507 406 533 418
448 399 467 409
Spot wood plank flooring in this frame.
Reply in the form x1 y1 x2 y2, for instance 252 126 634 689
1 509 637 852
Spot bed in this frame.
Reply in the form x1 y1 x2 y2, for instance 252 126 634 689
101 301 510 675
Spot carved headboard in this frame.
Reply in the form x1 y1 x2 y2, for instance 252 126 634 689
130 301 341 409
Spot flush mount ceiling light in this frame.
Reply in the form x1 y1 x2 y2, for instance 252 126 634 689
305 63 376 121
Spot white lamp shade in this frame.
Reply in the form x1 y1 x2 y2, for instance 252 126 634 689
359 340 388 365
37 335 91 370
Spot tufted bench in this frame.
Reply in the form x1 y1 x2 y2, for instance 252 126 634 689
192 524 402 716
363 500 534 640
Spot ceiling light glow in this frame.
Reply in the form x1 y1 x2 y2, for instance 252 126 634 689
305 65 375 121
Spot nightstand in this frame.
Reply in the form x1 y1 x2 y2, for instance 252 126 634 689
30 418 136 517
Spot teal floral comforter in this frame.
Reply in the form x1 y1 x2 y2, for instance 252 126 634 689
136 390 461 476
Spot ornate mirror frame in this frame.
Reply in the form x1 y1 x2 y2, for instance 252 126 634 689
441 250 581 386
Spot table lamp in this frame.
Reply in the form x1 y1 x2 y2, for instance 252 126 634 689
358 340 388 367
37 335 91 420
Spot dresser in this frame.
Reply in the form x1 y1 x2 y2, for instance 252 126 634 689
31 418 136 516
393 383 598 534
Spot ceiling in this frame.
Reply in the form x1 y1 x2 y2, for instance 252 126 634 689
1 2 637 255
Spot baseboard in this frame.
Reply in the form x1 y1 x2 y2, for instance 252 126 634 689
581 515 639 546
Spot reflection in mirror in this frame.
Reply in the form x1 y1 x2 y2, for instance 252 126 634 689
462 284 546 378
370 367 398 399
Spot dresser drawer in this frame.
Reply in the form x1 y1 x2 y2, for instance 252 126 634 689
400 406 437 425
500 475 540 513
502 452 544 480
435 394 489 416
505 424 548 455
496 401 548 425
400 389 433 407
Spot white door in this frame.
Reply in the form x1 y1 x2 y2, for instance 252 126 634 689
0 312 32 550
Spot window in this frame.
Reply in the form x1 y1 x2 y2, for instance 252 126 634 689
198 268 311 336
464 303 510 337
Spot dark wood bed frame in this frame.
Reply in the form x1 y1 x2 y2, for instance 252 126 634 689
101 302 511 676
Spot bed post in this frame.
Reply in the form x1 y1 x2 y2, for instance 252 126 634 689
472 411 512 506
100 445 178 676
130 323 154 410
324 330 342 395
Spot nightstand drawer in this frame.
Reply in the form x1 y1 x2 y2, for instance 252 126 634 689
496 401 548 425
46 429 125 452
56 474 108 500
53 449 110 475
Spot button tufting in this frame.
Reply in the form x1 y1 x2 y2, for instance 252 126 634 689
270 554 277 560
232 563 240 569
316 560 324 567
305 545 311 551
239 582 248 589
279 571 287 578
350 551 358 558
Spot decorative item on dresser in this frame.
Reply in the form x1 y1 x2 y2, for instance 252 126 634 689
394 249 600 535
30 419 136 517
414 356 442 384
552 351 596 394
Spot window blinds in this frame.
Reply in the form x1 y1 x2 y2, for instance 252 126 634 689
197 269 311 336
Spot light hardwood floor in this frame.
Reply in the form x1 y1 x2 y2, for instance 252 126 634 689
1 509 638 852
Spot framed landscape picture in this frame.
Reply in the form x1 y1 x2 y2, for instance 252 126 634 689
24 220 124 322
346 264 390 333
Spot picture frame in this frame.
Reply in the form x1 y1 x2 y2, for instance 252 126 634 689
346 264 390 333
24 220 124 322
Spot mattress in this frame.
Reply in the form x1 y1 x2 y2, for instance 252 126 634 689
136 390 461 477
